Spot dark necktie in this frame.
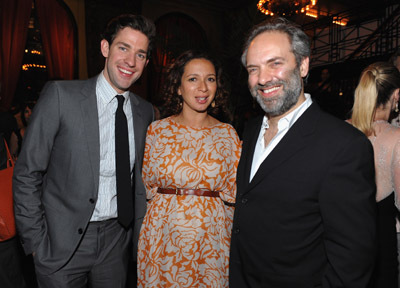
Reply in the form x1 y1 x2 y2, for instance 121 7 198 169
115 95 133 228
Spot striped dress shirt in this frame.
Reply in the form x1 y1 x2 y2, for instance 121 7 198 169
90 71 135 221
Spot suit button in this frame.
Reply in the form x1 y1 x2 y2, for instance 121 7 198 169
241 198 248 204
89 198 95 204
78 228 83 234
234 228 240 234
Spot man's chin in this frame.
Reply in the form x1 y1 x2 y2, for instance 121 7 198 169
115 85 131 93
259 100 281 115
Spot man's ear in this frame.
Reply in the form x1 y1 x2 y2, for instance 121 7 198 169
100 39 109 58
300 57 309 78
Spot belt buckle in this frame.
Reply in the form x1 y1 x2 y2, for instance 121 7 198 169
176 188 178 195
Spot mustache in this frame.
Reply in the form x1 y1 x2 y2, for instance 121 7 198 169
254 80 286 90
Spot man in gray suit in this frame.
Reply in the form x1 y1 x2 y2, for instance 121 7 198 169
13 14 155 287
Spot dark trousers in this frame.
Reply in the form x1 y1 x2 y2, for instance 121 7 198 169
35 219 132 288
0 236 27 288
370 194 398 288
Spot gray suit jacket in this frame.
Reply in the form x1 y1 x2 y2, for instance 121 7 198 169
13 76 154 275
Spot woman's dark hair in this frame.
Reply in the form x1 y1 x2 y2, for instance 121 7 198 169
161 50 231 122
101 14 156 59
21 101 36 127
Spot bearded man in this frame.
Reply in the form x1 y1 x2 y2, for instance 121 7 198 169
229 17 377 288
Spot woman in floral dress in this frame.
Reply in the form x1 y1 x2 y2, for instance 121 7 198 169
137 50 241 287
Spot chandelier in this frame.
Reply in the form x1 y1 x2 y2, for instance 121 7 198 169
257 0 317 17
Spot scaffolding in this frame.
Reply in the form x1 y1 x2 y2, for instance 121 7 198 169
304 4 400 68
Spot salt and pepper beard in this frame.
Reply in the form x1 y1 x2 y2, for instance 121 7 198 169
250 66 303 117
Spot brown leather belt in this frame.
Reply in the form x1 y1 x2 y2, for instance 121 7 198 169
157 188 220 198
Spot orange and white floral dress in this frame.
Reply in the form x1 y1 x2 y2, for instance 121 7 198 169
137 117 241 288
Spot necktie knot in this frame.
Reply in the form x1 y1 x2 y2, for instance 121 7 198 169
116 95 125 109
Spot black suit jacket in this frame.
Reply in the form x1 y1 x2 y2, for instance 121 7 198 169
229 103 376 288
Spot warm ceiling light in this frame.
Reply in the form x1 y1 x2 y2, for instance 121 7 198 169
257 0 318 17
333 16 348 26
305 11 318 18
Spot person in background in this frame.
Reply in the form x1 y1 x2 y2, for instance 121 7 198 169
13 14 155 287
229 17 376 287
10 103 24 133
0 108 18 146
390 48 400 126
9 101 36 158
316 68 332 93
349 61 400 288
137 50 241 287
387 50 400 286
0 132 26 288
390 48 400 71
309 68 345 119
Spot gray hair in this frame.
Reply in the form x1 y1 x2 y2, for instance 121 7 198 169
241 17 311 68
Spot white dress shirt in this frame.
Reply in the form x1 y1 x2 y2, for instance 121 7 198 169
90 71 135 221
250 93 313 182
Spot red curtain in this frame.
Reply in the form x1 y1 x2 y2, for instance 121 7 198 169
0 0 32 111
35 0 74 80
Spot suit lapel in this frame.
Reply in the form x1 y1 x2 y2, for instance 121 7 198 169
244 104 320 194
129 92 146 169
80 77 100 193
237 116 263 190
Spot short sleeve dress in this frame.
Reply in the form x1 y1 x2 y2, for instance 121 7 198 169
137 117 241 288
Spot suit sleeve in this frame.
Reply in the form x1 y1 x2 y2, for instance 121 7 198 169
13 81 60 255
320 134 376 287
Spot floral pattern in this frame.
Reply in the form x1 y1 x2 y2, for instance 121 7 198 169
137 117 241 288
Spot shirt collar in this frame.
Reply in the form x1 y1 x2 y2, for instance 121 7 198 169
262 93 312 131
97 71 130 104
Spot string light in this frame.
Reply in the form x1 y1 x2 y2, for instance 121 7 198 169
22 49 45 70
24 49 42 55
22 64 46 71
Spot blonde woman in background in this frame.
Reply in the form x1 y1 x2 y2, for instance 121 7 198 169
349 61 400 287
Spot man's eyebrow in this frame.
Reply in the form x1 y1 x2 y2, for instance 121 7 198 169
246 64 258 69
137 49 148 54
115 42 148 54
246 57 286 68
265 57 285 63
115 41 131 48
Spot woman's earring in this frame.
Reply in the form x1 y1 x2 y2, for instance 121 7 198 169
396 102 399 113
211 100 215 108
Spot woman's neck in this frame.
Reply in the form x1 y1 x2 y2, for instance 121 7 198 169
374 106 391 122
174 110 216 128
